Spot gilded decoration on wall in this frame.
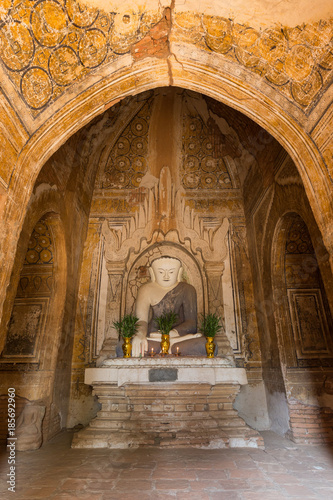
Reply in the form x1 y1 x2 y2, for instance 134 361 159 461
24 219 54 265
0 0 162 114
1 218 54 360
173 14 333 111
99 100 151 189
182 112 234 190
0 1 332 115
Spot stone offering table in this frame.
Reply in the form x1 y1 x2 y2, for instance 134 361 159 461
72 357 264 449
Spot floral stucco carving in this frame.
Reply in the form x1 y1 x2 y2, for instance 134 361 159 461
0 0 332 115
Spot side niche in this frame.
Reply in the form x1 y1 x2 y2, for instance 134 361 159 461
284 215 333 366
1 218 54 362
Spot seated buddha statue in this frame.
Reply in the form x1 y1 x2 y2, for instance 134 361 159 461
117 256 213 357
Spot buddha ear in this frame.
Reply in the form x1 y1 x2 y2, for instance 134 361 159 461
177 265 183 282
148 266 155 282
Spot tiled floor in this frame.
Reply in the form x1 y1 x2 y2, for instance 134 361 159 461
0 431 333 499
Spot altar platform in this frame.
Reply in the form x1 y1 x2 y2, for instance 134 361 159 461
71 357 264 449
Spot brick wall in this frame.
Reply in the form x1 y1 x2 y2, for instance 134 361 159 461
287 400 333 444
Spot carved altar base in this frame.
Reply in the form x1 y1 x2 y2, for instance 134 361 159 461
72 358 264 449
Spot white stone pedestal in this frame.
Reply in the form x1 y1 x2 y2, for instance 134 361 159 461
72 357 264 449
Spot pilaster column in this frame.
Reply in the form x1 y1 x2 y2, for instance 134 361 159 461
204 261 234 360
97 260 126 362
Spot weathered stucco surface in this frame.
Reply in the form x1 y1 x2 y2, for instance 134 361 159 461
0 0 333 446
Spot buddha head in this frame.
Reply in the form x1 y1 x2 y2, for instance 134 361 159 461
150 257 182 288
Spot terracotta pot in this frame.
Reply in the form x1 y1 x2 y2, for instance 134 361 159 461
122 337 132 357
205 336 215 358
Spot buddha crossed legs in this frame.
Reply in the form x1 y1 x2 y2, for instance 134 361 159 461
116 256 210 357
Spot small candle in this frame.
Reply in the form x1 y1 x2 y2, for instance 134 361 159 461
176 347 179 355
150 348 154 356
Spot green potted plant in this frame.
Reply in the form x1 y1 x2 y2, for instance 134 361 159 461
154 311 178 354
200 312 222 358
113 314 139 358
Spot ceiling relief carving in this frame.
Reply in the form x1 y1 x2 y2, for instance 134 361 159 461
98 99 151 189
1 217 54 360
174 14 333 111
101 166 230 265
0 0 162 114
285 216 315 255
24 218 54 265
182 112 236 190
0 1 331 116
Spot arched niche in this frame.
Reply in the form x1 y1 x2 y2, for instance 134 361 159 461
272 212 333 371
267 210 333 442
1 51 333 322
124 242 207 320
1 216 55 362
0 199 67 442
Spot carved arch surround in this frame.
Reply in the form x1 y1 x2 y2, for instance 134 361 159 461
0 193 68 372
258 182 333 362
1 50 333 316
124 241 207 320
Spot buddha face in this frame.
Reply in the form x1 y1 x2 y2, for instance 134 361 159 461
151 258 182 288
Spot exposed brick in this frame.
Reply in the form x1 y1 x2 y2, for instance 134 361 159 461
132 9 170 61
154 479 189 490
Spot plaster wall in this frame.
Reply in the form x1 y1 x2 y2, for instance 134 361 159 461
67 88 267 428
0 0 332 446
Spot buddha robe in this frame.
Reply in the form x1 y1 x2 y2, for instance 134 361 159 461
116 282 217 356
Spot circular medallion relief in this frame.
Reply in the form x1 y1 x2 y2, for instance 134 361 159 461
284 45 314 82
201 173 217 188
287 242 298 253
202 139 214 155
0 22 34 71
31 0 67 47
218 173 231 186
186 141 200 155
234 27 260 68
49 46 80 86
40 249 52 262
291 71 322 107
115 156 130 172
116 137 130 155
78 28 107 68
132 172 144 187
183 173 200 189
109 171 129 188
259 28 286 64
188 118 202 135
65 0 98 28
131 137 147 155
185 156 199 172
26 249 39 264
132 156 147 172
21 67 53 109
109 12 140 54
131 117 148 137
38 235 51 248
203 16 232 54
113 11 140 35
202 156 217 173
35 222 47 234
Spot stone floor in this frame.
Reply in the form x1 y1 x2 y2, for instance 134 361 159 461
1 431 333 499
